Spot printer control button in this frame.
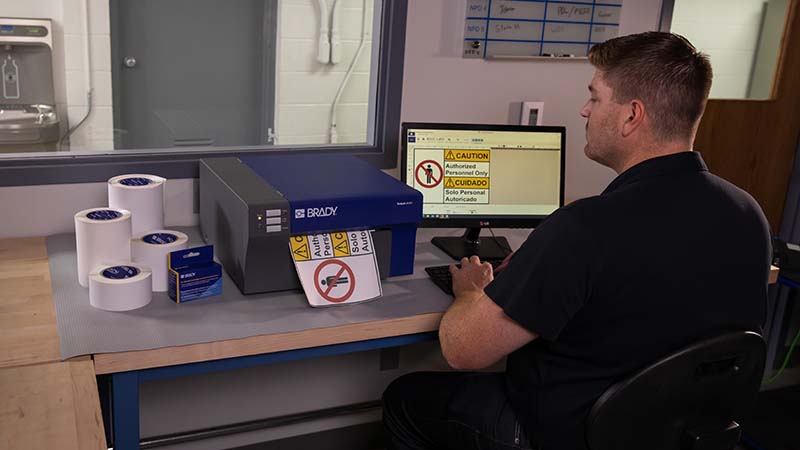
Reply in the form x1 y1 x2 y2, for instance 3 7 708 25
266 209 281 217
266 217 281 225
266 225 282 233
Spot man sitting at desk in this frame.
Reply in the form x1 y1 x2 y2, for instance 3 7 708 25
382 32 772 450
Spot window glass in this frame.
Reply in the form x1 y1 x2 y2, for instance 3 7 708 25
669 0 790 99
0 0 380 154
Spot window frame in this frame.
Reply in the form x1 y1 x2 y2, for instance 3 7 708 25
657 0 675 31
0 0 407 187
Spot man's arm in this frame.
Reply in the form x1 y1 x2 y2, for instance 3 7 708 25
439 256 538 370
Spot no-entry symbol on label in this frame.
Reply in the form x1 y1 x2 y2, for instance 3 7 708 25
415 160 443 188
313 259 356 303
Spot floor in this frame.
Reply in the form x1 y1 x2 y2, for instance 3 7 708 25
228 386 800 450
229 422 383 450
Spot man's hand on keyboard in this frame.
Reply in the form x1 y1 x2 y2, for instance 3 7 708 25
449 256 494 298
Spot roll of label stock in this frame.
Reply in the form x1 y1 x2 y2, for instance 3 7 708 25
88 263 153 311
108 174 166 234
74 208 132 287
132 230 189 291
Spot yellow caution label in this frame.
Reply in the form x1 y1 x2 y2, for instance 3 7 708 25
290 235 311 261
444 177 490 189
444 149 490 162
331 231 351 257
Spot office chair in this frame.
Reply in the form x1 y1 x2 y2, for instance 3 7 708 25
585 331 766 450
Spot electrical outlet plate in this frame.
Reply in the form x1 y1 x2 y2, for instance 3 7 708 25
520 101 544 126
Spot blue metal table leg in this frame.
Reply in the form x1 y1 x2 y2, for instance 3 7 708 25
112 371 140 450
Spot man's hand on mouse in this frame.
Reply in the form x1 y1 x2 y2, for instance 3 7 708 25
450 255 494 298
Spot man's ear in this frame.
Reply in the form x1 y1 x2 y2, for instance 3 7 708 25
621 99 645 137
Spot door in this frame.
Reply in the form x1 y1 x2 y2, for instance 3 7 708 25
111 0 276 149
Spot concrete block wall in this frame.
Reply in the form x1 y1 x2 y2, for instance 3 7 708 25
276 0 375 145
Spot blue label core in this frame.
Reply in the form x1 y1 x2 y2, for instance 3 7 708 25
143 233 178 245
86 209 122 221
120 177 153 186
102 265 140 279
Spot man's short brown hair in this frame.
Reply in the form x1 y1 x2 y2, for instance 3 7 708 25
588 32 712 143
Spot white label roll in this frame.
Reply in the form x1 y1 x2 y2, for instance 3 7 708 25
89 263 152 311
131 230 189 292
75 208 132 287
108 174 166 234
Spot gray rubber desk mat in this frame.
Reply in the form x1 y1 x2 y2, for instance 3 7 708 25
47 227 455 360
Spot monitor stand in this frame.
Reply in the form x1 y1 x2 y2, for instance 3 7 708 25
431 227 512 261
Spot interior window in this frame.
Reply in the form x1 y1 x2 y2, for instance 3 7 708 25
0 0 381 154
667 0 791 99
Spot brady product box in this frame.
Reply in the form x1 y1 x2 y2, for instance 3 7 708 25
168 245 222 303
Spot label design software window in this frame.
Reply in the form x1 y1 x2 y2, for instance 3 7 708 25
405 128 562 218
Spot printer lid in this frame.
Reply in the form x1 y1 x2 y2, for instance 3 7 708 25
240 154 419 202
240 154 422 233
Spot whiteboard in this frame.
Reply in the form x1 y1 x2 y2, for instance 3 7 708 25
463 0 624 59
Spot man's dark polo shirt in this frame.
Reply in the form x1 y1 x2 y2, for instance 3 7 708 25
485 151 772 450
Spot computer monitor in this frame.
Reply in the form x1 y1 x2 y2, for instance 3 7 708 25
401 122 565 260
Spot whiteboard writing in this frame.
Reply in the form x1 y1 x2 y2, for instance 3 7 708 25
463 0 624 59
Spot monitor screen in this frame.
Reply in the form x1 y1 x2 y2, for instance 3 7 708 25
401 123 565 229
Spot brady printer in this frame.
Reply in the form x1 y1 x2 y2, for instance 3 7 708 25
199 154 423 294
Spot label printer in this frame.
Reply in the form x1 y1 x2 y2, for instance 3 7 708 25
199 154 423 294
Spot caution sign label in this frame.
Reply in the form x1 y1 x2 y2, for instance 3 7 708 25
348 230 374 256
309 233 334 260
445 188 489 203
289 230 382 307
412 148 491 206
444 177 490 189
444 161 489 178
444 149 491 162
290 235 311 261
331 232 350 257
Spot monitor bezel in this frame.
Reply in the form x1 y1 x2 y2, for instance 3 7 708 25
401 122 566 229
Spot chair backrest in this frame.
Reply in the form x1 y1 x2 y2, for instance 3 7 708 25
585 331 766 450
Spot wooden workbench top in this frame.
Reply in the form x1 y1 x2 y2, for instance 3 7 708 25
0 237 61 369
92 311 444 374
0 238 107 449
0 358 106 450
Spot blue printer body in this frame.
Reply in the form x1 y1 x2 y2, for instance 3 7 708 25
199 154 423 294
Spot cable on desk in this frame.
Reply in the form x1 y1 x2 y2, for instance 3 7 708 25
488 227 513 255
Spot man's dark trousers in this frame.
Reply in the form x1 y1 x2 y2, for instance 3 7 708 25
382 371 536 450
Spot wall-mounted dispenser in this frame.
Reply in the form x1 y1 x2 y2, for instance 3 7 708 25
0 18 60 152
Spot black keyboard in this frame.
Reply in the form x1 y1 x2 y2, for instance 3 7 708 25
425 260 503 296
